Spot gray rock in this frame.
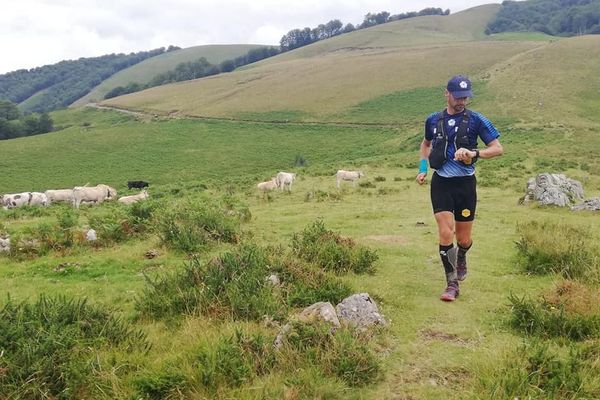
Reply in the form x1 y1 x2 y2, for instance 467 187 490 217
571 197 600 211
274 302 340 349
0 236 10 253
86 229 97 241
522 173 584 207
266 274 280 286
335 293 387 328
297 302 340 327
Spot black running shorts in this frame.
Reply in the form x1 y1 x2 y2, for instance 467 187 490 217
430 172 477 221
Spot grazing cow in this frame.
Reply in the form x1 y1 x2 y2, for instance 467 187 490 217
336 170 364 188
257 178 278 192
118 190 149 205
72 184 117 208
29 192 48 206
276 171 297 192
127 180 150 190
2 192 32 208
45 189 75 204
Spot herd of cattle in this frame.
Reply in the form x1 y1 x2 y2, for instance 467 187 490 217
1 181 150 210
1 170 366 209
257 170 365 192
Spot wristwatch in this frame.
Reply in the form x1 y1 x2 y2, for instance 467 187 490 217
473 149 480 160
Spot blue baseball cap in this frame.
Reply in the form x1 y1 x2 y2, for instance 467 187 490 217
447 75 473 98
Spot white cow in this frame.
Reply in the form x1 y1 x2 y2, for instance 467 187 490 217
2 192 32 208
336 170 364 188
118 190 149 205
29 192 48 206
276 171 297 192
45 189 75 204
257 178 278 192
72 184 117 208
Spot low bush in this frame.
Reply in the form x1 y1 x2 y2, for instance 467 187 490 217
136 245 287 321
195 330 275 392
508 293 600 340
515 220 598 280
134 368 188 400
88 209 134 246
480 340 595 399
155 199 241 253
276 321 381 387
271 256 352 307
291 220 378 274
0 295 149 399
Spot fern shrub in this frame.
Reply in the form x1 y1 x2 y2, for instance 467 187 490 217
291 220 378 274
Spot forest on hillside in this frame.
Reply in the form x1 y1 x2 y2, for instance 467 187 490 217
0 47 179 113
487 0 600 35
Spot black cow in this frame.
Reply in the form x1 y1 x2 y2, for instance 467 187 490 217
127 180 150 190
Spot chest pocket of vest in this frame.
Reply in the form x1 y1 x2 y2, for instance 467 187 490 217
428 111 473 169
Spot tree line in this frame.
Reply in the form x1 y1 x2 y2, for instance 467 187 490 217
0 100 53 140
486 0 600 36
104 47 280 99
0 46 180 114
280 8 449 52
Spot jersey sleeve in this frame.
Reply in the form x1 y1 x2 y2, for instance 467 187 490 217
473 112 500 145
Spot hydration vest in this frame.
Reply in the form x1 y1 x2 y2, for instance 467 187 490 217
428 109 476 169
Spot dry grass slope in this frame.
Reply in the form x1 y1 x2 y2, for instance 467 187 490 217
101 5 556 123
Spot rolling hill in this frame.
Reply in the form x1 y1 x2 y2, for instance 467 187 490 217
93 5 553 124
73 44 267 106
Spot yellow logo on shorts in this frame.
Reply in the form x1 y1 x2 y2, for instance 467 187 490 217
461 209 471 218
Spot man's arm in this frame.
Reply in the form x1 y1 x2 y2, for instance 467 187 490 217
416 139 432 185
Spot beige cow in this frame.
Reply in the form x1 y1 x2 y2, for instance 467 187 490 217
118 190 149 205
336 170 364 188
72 184 117 208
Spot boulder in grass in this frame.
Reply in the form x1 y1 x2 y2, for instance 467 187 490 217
336 293 387 328
572 197 600 211
521 173 584 207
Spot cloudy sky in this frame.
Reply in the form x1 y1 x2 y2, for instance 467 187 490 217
1 0 501 74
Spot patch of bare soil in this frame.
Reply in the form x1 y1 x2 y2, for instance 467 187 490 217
420 329 472 347
364 235 408 244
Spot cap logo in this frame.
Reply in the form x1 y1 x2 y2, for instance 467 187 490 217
459 81 468 89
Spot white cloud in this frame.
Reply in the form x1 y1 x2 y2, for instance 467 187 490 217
0 0 500 74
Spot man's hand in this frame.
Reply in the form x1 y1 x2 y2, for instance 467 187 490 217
454 147 476 163
416 172 427 185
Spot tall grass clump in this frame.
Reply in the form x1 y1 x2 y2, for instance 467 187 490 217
515 220 599 280
270 255 352 307
276 321 381 387
0 295 149 399
508 293 600 340
133 367 188 400
478 340 597 399
135 245 287 321
88 208 134 246
194 329 275 393
291 220 378 274
156 198 241 253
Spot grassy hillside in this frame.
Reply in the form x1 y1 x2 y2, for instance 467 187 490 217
73 44 266 106
1 4 600 398
100 5 557 124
